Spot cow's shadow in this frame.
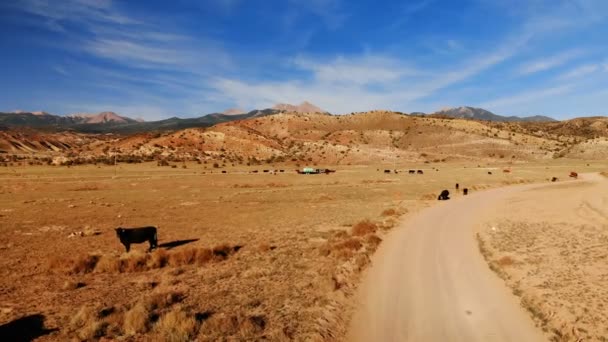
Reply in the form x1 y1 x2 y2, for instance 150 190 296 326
0 314 57 342
159 238 199 250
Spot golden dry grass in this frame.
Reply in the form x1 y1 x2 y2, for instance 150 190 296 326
0 161 601 340
123 301 149 335
153 306 199 342
54 245 237 275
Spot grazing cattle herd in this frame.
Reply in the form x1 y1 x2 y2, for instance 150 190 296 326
109 168 578 252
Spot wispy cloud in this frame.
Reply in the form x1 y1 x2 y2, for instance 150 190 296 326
53 65 70 76
13 0 231 73
288 0 348 29
14 0 139 28
479 84 574 108
517 49 584 75
293 55 416 85
386 0 434 31
558 63 603 80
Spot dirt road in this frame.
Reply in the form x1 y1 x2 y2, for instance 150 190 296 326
347 177 601 341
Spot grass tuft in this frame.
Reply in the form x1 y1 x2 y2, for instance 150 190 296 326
351 219 377 236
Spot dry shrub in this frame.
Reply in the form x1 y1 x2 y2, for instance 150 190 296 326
71 254 100 274
148 249 169 269
334 237 363 251
169 248 198 266
354 253 370 270
95 255 122 273
381 208 397 216
238 315 266 336
333 248 355 260
70 306 96 330
202 313 239 336
146 291 184 311
123 252 149 272
496 256 515 267
366 234 382 252
68 245 237 275
62 280 85 291
195 248 213 265
78 321 107 340
124 301 150 336
154 306 199 342
68 306 108 340
351 219 377 236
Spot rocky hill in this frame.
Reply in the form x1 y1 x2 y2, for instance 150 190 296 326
2 111 608 166
429 107 556 122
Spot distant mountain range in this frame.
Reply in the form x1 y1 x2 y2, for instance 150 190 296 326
0 108 285 133
428 106 556 122
0 104 558 133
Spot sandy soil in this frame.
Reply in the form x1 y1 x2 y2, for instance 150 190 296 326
477 173 608 341
0 161 603 340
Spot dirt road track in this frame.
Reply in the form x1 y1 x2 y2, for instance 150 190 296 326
348 175 600 341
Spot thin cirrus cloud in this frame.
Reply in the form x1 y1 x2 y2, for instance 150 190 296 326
478 84 574 109
557 63 604 80
292 55 417 85
3 0 608 119
516 50 585 75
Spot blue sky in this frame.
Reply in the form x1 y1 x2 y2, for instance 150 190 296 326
1 0 607 120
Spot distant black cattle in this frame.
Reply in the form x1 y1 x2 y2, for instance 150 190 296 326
488 171 492 175
417 170 424 174
394 170 398 174
384 169 391 173
551 177 558 182
221 170 227 174
408 170 415 174
263 170 269 173
252 170 259 173
455 183 459 190
115 226 157 252
437 190 450 200
463 188 468 195
279 170 285 173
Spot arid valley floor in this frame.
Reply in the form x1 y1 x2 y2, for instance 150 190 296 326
1 160 606 341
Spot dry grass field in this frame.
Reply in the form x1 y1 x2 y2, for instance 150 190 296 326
477 173 608 341
0 160 603 341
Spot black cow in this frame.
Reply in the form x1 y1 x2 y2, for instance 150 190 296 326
437 190 450 200
463 188 468 195
384 169 391 173
409 170 415 174
115 226 158 252
488 171 492 175
417 170 424 174
455 183 459 190
551 177 558 182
